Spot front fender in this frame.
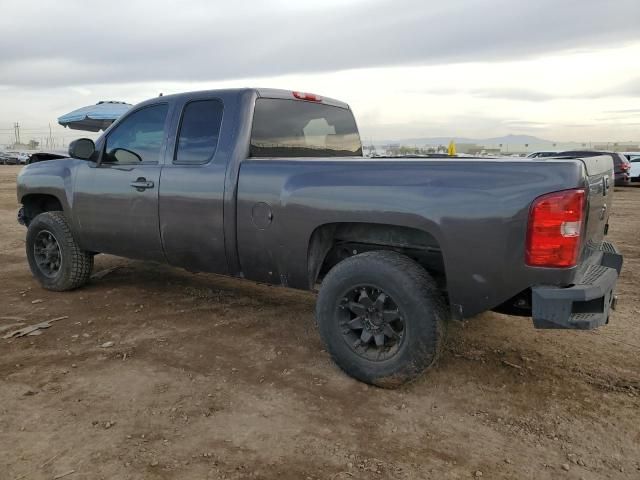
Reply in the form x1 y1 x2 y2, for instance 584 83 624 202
17 158 85 228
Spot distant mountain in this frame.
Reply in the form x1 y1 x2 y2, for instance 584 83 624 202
482 134 554 145
374 134 555 147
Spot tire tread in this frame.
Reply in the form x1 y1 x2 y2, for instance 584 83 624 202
316 250 448 388
26 211 93 291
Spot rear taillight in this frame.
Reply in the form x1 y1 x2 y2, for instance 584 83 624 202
620 162 630 171
526 189 585 268
292 91 322 102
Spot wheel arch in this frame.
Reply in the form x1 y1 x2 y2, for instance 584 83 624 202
307 222 448 294
21 193 64 226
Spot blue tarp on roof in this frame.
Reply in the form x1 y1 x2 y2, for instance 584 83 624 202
58 101 132 132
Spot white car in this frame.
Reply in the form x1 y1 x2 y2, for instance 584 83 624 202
622 153 640 182
629 156 640 182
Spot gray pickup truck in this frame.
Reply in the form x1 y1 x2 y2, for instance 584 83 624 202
16 88 623 387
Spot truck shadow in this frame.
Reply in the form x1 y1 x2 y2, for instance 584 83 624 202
85 255 639 410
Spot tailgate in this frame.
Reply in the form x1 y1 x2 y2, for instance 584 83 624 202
577 155 614 265
531 154 622 329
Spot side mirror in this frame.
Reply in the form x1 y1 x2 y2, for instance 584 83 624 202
112 148 142 164
68 138 96 160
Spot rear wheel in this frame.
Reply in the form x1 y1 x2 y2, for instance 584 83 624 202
316 250 448 388
26 211 93 291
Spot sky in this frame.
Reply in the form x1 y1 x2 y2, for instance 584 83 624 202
1 0 639 146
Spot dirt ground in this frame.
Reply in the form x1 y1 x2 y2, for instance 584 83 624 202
0 165 639 480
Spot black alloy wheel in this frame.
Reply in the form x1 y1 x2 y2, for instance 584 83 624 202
32 230 63 278
338 285 406 362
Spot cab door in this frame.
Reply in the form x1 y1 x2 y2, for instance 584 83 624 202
73 102 170 261
158 95 228 273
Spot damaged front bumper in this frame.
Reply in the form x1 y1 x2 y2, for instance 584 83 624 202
532 242 623 330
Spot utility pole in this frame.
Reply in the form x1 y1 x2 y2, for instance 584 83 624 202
14 122 21 145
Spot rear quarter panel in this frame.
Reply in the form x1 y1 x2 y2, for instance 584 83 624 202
237 158 587 318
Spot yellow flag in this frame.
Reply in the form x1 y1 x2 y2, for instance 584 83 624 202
448 140 456 156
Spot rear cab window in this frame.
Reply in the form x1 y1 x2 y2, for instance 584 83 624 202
250 98 362 158
174 99 224 165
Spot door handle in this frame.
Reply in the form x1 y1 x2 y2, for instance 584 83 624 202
130 177 154 191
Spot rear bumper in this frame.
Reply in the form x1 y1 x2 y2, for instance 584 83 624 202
615 172 630 186
531 242 623 330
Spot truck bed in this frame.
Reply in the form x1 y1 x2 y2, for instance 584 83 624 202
236 155 613 319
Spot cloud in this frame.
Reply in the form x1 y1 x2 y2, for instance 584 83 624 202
421 77 640 102
606 108 640 114
0 0 638 87
413 86 556 101
468 88 556 101
501 120 551 129
600 78 640 98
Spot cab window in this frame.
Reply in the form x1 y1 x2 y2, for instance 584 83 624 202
174 100 224 165
104 104 168 164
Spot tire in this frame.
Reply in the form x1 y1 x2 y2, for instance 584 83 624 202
26 211 93 291
316 250 448 388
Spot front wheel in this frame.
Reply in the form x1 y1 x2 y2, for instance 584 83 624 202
316 250 448 388
26 211 93 291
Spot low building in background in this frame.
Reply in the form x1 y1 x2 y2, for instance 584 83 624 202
593 143 639 152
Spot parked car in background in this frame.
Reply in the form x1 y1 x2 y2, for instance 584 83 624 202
4 151 30 165
555 151 631 186
526 151 558 158
0 152 21 165
621 153 640 181
621 152 640 161
627 156 640 182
